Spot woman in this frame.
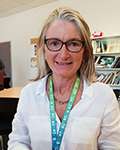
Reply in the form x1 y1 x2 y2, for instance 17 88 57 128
8 7 120 150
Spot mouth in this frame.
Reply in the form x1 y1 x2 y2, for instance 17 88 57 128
55 61 72 65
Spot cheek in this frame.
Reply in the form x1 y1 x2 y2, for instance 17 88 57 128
44 50 55 65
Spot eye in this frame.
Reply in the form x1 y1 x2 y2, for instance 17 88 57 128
48 39 61 47
68 40 82 47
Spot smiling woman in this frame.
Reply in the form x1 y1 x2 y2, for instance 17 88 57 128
8 7 120 150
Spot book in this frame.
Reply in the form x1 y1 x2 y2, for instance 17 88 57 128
96 55 116 68
112 57 120 68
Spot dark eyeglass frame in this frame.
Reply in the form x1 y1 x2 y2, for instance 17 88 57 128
44 38 85 53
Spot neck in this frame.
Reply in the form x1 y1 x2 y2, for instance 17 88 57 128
52 74 78 95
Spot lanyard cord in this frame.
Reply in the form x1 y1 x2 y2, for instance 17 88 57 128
49 76 80 150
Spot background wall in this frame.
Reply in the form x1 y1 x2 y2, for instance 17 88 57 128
0 0 120 86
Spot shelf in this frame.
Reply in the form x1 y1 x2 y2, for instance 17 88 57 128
93 36 120 92
94 53 120 56
96 68 120 72
92 35 120 41
110 84 120 90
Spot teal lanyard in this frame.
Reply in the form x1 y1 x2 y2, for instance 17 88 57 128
49 76 80 150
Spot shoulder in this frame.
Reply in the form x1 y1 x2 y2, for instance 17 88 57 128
91 81 113 94
92 82 115 98
84 81 117 104
20 75 48 96
84 80 114 95
92 82 118 106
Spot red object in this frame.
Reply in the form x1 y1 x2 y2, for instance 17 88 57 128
92 31 103 38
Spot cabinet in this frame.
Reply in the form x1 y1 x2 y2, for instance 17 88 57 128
92 36 120 101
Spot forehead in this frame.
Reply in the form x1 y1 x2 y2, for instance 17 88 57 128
45 19 81 39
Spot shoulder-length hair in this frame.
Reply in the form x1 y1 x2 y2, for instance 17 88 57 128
34 7 96 83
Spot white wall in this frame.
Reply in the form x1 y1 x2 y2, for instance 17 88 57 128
0 0 120 86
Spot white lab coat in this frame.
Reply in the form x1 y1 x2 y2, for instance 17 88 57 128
8 75 120 150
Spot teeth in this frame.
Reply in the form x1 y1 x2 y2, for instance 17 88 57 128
56 61 72 65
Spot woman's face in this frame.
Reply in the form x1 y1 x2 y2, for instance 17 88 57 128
44 20 84 78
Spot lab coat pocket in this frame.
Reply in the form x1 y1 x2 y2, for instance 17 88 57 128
28 116 51 142
70 117 100 143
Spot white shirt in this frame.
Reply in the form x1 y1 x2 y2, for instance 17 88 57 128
8 75 120 150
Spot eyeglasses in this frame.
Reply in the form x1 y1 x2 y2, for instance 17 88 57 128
44 38 84 53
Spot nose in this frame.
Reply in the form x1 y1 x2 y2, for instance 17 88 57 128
59 44 70 60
